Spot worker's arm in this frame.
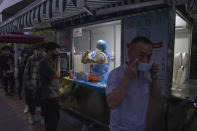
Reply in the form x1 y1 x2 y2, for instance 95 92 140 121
81 51 97 64
86 57 96 63
87 52 108 64
106 59 139 109
150 63 161 98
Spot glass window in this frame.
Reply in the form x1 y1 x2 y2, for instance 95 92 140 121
56 0 59 8
73 20 121 74
173 14 191 88
43 2 47 14
33 8 36 18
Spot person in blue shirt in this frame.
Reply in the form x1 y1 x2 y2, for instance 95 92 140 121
84 40 111 82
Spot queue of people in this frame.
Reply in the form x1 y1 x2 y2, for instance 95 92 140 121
0 37 161 131
0 42 61 131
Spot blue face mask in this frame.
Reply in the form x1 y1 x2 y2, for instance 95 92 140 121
137 62 152 72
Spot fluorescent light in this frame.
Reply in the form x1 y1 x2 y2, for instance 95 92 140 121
176 14 187 29
83 6 94 16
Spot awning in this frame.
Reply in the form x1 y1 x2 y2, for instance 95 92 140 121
0 0 165 35
186 0 197 21
0 33 44 44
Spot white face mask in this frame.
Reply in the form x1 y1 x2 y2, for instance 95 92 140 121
96 48 101 52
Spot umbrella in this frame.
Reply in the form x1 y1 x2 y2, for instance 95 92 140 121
0 33 44 44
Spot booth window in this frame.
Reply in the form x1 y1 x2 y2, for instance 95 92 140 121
33 8 36 19
172 13 191 89
56 0 59 8
63 0 66 11
73 20 121 74
43 2 47 14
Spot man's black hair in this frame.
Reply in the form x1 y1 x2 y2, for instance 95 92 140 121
44 42 60 52
127 36 152 48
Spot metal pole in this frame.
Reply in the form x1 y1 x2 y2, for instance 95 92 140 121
164 0 176 130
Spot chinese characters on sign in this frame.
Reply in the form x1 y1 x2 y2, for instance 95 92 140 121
57 30 72 51
123 10 169 95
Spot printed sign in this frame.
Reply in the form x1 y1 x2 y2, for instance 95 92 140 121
123 10 169 95
57 30 71 51
73 28 82 38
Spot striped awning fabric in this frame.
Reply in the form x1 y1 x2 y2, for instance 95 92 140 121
186 0 197 21
0 0 163 35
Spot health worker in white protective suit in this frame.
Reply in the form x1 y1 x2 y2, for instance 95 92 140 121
81 40 111 82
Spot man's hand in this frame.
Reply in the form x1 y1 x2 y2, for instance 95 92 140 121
150 63 161 98
87 56 95 63
55 56 61 78
150 63 159 79
57 56 61 64
85 50 90 56
124 59 139 79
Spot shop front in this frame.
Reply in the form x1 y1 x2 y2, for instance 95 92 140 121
1 0 197 130
56 4 171 130
171 13 196 99
56 1 196 130
57 20 122 127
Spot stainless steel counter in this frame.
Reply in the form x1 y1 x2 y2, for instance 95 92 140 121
171 80 197 100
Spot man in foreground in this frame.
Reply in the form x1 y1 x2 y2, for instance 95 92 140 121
106 37 161 131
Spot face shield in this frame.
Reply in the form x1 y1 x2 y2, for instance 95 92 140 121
96 40 108 51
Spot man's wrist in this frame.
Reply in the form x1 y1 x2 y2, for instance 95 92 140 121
57 62 60 65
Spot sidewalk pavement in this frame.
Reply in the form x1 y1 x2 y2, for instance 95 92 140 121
0 88 44 131
0 87 105 131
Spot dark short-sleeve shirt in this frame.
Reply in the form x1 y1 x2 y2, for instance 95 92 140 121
39 58 60 99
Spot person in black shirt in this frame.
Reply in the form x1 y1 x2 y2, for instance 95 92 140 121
1 46 15 96
39 42 61 131
17 51 28 100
